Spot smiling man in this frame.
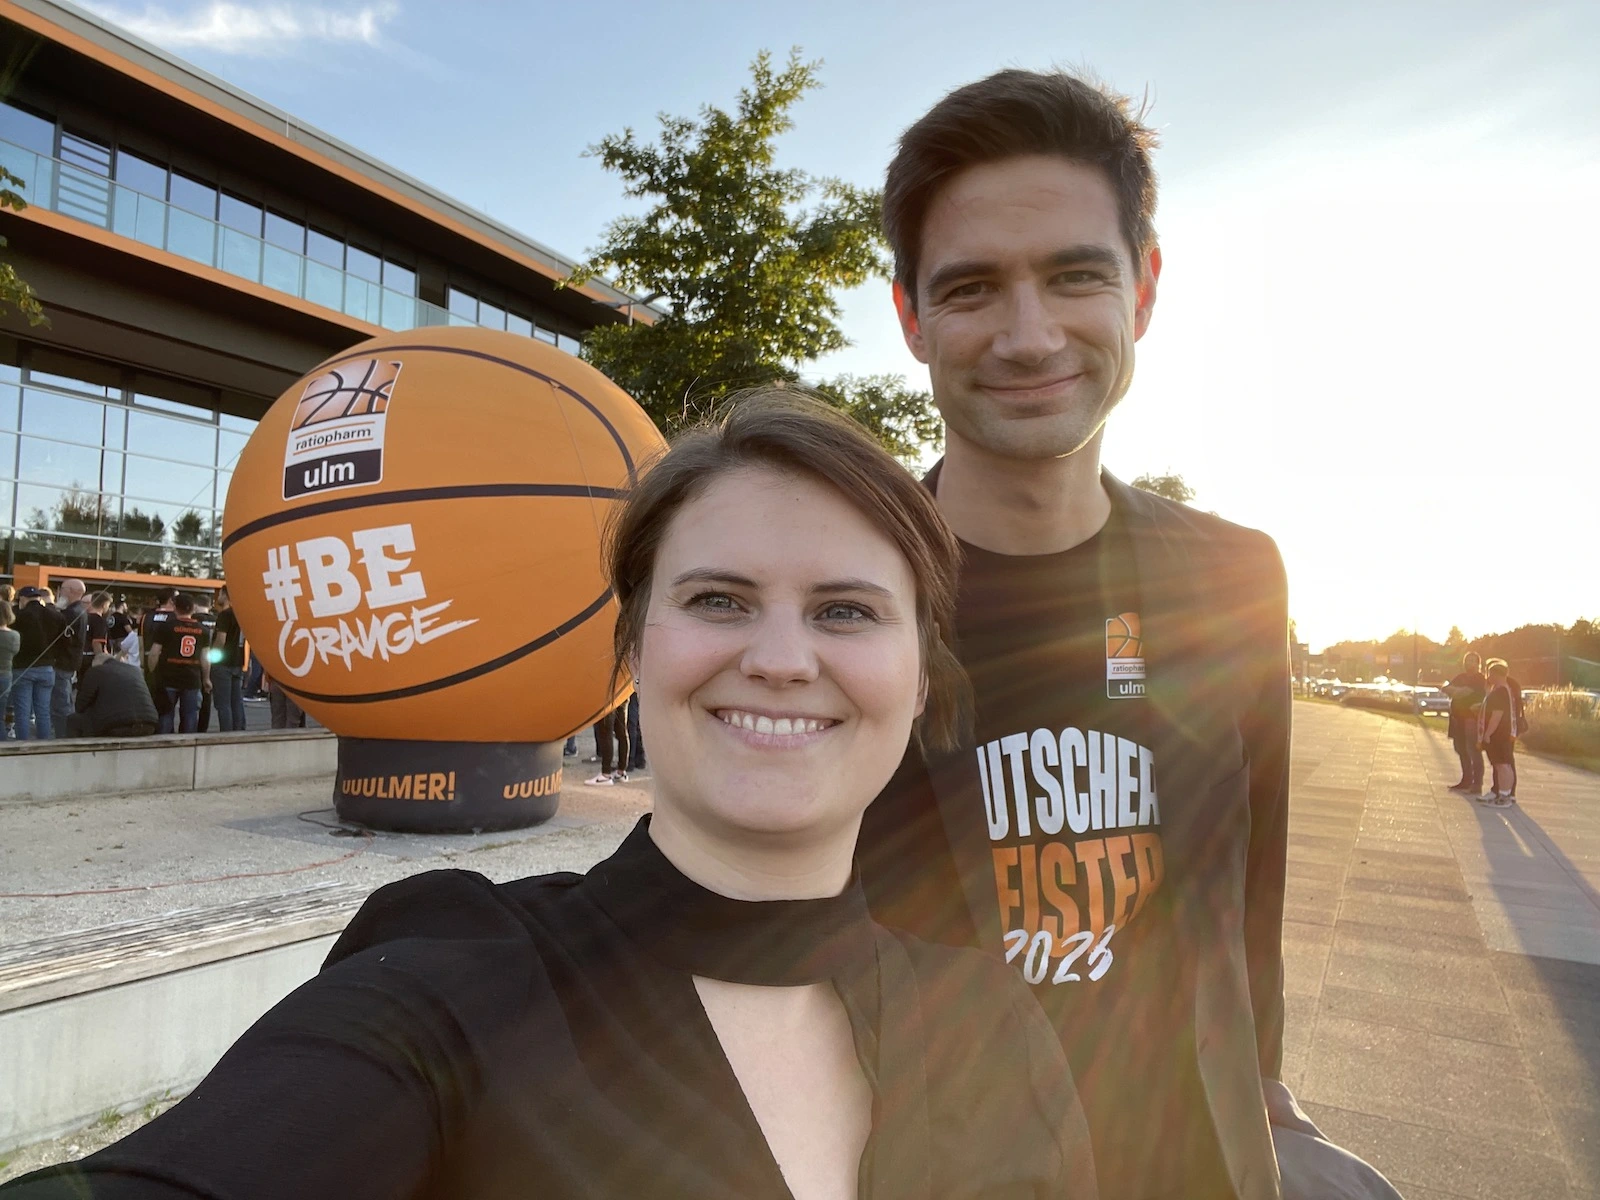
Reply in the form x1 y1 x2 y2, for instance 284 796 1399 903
857 70 1401 1199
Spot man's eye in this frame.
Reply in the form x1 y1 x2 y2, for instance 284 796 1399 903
945 281 989 301
1055 270 1106 286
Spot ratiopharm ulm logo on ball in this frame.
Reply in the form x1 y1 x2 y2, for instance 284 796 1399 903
222 326 667 832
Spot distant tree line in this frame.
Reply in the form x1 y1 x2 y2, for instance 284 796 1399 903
1316 620 1600 688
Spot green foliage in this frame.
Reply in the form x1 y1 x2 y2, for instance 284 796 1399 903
1130 472 1195 504
810 374 942 466
568 50 936 460
0 165 47 327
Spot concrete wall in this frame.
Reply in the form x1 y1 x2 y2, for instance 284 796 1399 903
0 731 336 804
0 935 334 1152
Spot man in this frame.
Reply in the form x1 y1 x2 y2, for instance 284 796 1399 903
50 578 88 737
66 649 159 738
10 586 64 740
210 587 248 732
858 70 1399 1199
1477 659 1518 806
80 591 112 681
147 593 210 733
1442 652 1487 792
143 588 178 725
106 597 134 653
192 591 219 732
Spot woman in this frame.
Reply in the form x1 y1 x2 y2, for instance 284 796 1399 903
4 393 1095 1198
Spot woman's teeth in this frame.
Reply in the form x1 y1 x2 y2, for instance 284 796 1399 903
717 711 831 735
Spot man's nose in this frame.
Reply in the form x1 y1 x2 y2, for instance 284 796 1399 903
992 285 1067 366
740 611 821 686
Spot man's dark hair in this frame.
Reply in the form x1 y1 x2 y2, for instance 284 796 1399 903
884 68 1159 303
173 594 196 615
90 591 112 610
156 588 177 605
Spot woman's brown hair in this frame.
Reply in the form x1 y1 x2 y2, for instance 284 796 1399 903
605 389 970 753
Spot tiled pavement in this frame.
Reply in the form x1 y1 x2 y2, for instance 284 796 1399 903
1285 701 1599 1200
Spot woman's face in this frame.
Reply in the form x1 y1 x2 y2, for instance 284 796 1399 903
638 466 925 844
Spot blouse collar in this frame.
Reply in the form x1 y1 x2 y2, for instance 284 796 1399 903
584 816 877 986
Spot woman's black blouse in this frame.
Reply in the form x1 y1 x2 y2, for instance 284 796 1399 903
5 818 1096 1199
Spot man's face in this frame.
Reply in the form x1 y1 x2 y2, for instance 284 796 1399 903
895 154 1159 462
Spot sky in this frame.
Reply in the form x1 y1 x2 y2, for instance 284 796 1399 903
77 0 1600 650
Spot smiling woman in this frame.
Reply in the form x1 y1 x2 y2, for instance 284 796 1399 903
3 391 1096 1200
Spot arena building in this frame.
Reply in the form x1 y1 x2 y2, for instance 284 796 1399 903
0 0 653 605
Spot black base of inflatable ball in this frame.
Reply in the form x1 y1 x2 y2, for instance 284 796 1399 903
333 737 563 833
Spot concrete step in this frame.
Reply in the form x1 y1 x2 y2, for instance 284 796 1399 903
0 881 364 1153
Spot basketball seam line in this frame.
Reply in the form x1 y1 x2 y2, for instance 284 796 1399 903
276 586 615 705
220 483 627 551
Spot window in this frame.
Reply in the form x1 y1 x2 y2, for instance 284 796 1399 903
557 333 582 355
478 301 505 331
306 227 344 268
21 390 105 446
346 244 382 283
219 193 263 236
382 260 416 295
265 211 305 252
114 148 167 198
0 100 53 156
126 410 218 466
447 287 477 322
169 170 218 218
59 130 111 176
17 438 102 491
533 326 557 345
0 384 18 432
123 454 217 509
507 313 532 338
217 429 249 469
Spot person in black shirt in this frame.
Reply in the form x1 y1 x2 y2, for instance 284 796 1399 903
10 587 65 740
50 578 88 738
79 592 112 681
859 70 1400 1199
4 394 1096 1200
107 599 134 654
209 588 248 732
67 650 160 738
192 593 219 732
1442 651 1487 792
1477 659 1518 806
147 594 210 734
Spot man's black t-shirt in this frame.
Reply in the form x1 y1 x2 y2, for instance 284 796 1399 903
1483 683 1513 743
83 611 109 662
155 616 207 690
107 612 133 648
932 505 1219 1198
212 607 244 669
52 602 87 670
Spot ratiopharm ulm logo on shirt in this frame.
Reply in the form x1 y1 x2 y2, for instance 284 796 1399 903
1106 611 1145 699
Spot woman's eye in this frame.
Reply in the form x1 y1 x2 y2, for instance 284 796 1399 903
686 592 740 614
818 601 875 624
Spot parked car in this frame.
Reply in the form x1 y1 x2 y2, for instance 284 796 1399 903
1412 686 1450 716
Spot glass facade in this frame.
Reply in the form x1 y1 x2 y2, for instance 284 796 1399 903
0 346 251 580
0 99 591 346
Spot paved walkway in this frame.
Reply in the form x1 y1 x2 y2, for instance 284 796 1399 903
1285 700 1599 1200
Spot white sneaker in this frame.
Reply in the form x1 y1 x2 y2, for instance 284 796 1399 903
1491 794 1514 807
1476 792 1499 803
612 771 628 783
585 773 614 786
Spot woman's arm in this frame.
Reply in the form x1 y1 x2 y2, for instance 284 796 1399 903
3 872 526 1199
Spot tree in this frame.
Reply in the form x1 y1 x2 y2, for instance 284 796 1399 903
0 166 47 326
1130 472 1195 504
567 50 936 459
810 375 942 467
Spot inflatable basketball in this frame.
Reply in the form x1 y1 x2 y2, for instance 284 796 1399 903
221 326 665 744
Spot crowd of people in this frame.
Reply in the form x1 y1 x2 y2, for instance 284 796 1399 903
0 580 306 740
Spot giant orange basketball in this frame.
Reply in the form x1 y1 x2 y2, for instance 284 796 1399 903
221 326 665 743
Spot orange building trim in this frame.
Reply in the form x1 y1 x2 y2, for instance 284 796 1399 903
11 564 224 594
0 0 655 325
